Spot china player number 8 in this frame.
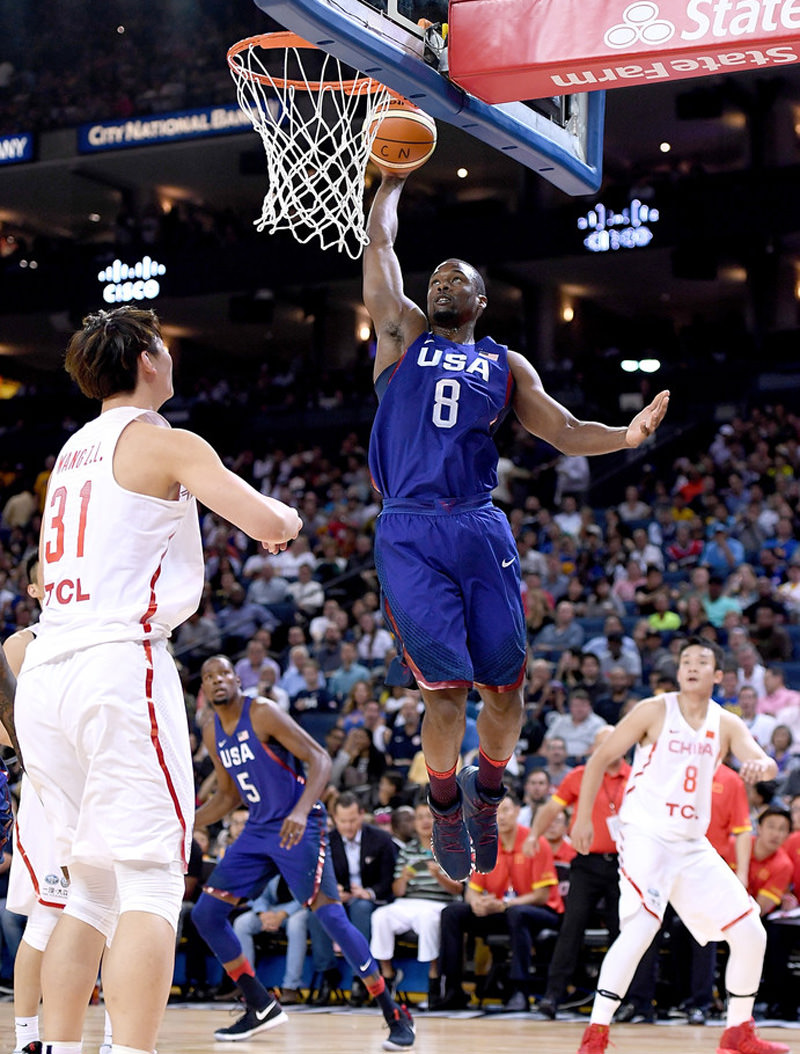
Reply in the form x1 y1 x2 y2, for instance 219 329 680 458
432 378 461 429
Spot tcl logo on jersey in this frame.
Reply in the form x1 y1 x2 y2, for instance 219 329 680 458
448 0 800 102
43 579 91 605
666 802 698 819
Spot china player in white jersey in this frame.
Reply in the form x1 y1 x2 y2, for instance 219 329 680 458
3 556 66 1054
570 638 788 1054
14 306 301 1054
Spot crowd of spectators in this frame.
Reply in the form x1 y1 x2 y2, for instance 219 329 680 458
1 395 800 1017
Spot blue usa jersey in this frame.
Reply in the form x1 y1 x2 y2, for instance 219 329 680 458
214 698 306 824
368 332 515 500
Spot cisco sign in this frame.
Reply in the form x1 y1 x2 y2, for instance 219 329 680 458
578 198 659 252
98 256 166 303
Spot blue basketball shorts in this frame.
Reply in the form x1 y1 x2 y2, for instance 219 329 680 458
374 501 526 691
203 802 339 906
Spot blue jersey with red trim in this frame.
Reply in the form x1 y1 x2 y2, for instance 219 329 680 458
213 698 306 824
368 332 515 501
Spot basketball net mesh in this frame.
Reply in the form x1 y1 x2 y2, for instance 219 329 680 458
229 39 395 258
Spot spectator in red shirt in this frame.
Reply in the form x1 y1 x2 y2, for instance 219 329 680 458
749 807 795 1020
524 727 630 1019
437 791 562 1012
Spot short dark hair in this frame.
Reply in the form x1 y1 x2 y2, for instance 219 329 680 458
334 791 362 812
65 306 163 400
757 806 791 828
24 551 39 585
679 635 724 670
381 769 405 794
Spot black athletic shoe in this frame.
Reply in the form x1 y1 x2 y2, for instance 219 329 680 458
213 998 289 1041
536 996 557 1020
428 790 471 882
14 1043 42 1054
457 765 506 874
383 1004 415 1050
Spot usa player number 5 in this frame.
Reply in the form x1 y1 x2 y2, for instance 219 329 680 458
236 771 262 803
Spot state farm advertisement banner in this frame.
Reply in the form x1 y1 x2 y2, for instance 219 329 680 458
448 0 800 102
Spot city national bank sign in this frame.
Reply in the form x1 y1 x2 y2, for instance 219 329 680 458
448 0 800 102
78 102 252 152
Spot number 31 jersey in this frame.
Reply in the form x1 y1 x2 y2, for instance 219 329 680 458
368 332 515 501
26 406 203 669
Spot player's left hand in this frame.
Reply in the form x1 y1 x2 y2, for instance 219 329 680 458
571 818 594 855
263 541 289 555
0 761 13 854
625 390 670 447
279 810 307 849
738 758 773 784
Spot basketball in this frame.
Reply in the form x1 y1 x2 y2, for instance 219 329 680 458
368 101 437 173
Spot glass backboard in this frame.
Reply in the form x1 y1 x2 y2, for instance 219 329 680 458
250 0 605 195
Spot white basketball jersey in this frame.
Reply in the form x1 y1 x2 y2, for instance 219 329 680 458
619 692 721 842
25 406 203 668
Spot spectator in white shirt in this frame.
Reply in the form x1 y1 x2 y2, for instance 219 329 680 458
617 485 651 524
736 644 767 699
737 684 777 750
234 636 280 692
356 612 395 668
544 689 608 761
287 562 325 616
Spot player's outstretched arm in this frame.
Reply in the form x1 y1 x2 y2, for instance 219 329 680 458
363 173 427 379
193 720 244 829
508 350 669 456
722 710 778 783
571 697 662 853
250 699 332 849
152 427 301 552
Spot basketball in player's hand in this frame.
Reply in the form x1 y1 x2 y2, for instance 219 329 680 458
367 99 437 174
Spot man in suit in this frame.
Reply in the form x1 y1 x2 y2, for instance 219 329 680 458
307 791 397 1005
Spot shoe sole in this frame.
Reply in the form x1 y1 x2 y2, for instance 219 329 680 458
213 1010 289 1041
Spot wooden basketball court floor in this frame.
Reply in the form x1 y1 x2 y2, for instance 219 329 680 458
2 1002 794 1054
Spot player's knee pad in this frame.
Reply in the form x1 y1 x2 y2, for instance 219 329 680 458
22 902 62 952
64 862 118 939
115 861 184 932
192 892 241 963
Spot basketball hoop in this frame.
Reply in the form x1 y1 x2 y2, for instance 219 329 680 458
227 32 401 259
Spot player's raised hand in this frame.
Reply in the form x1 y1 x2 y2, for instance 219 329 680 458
625 390 670 448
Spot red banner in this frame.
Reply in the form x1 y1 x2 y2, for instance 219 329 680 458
448 0 800 103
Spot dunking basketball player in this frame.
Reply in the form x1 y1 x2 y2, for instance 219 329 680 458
191 655 415 1050
14 306 301 1054
570 638 787 1054
363 169 670 882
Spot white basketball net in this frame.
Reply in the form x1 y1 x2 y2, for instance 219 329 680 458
228 36 396 259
